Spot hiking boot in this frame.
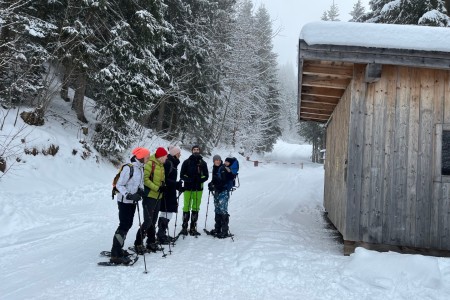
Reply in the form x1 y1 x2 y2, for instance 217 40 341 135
134 244 146 255
189 211 201 236
181 211 190 234
189 226 201 236
213 213 222 236
157 235 171 245
146 243 160 252
110 256 132 265
120 249 131 257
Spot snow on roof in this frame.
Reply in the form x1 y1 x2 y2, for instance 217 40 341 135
300 21 450 53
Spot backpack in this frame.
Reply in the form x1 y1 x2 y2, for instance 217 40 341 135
219 157 240 191
112 163 134 199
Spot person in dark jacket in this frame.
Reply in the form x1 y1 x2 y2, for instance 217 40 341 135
157 146 183 244
110 147 150 264
208 156 236 238
179 145 209 236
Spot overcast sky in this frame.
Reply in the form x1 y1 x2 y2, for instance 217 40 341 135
251 0 371 65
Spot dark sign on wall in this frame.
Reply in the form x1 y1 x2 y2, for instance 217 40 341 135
442 130 450 175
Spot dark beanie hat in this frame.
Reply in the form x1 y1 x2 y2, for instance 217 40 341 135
225 157 234 164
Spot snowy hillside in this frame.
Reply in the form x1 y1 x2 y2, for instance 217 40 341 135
1 103 450 299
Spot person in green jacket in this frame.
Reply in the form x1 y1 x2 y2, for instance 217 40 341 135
134 147 168 253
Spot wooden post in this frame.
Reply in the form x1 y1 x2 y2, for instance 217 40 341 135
254 161 259 167
300 163 303 169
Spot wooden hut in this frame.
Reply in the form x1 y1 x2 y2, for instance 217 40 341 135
298 21 450 255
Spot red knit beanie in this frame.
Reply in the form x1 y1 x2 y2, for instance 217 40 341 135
132 147 150 159
155 147 168 158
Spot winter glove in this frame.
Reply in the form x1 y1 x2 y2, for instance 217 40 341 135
158 185 166 193
208 182 215 192
176 181 183 192
126 192 141 202
137 188 146 198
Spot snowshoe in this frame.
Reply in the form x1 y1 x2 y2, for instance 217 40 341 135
203 229 216 236
98 255 138 267
132 244 147 255
146 243 162 252
217 232 234 239
99 250 132 257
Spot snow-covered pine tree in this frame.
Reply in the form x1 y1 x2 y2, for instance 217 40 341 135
321 1 340 21
92 0 168 156
149 0 234 152
216 0 264 153
253 5 281 153
360 0 450 26
0 0 56 108
278 63 300 142
349 0 366 21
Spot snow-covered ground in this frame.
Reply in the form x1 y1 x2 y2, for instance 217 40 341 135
1 103 450 299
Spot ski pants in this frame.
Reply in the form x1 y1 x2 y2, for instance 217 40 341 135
183 190 203 212
117 201 137 232
214 190 229 215
135 197 161 245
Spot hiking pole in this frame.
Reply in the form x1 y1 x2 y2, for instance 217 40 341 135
162 190 172 255
135 201 148 274
204 191 211 230
172 191 182 246
154 189 168 258
144 198 167 258
228 228 234 242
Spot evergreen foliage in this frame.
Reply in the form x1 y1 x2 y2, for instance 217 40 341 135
321 1 340 21
92 0 168 156
360 0 450 26
350 0 366 21
0 0 57 107
1 0 283 157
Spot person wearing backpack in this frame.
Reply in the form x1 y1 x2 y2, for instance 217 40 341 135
208 156 236 238
109 147 150 264
133 147 168 253
179 145 209 236
157 145 183 244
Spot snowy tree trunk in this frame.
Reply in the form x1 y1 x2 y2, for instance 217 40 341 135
60 61 71 102
446 0 450 16
72 72 87 123
156 100 166 132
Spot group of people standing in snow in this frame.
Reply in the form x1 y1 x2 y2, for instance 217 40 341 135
109 145 236 265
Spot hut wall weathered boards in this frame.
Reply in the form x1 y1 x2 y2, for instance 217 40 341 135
325 64 450 254
298 21 450 255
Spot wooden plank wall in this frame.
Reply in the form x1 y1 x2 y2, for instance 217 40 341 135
324 85 352 234
344 64 450 250
345 64 367 241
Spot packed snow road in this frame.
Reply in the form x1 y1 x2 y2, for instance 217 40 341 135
1 143 450 299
